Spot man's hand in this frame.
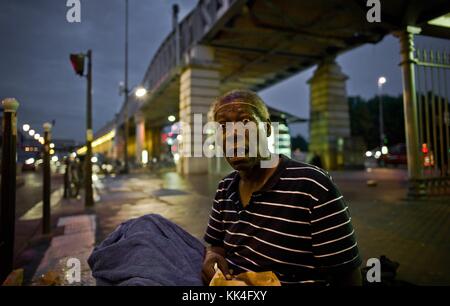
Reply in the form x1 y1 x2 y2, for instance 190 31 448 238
202 247 232 285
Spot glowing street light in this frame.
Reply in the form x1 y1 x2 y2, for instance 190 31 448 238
168 115 176 122
135 87 147 98
29 129 35 136
34 133 40 140
378 76 386 88
50 143 55 149
23 124 30 132
377 76 387 150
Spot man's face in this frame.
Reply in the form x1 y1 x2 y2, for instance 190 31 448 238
214 102 270 171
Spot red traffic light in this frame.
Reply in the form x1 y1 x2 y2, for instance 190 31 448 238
70 53 85 76
422 143 428 154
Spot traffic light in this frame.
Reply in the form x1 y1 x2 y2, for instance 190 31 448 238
70 53 85 76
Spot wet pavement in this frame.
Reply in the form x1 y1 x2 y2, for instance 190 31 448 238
13 167 450 285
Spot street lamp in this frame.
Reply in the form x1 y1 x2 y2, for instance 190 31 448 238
29 129 35 137
22 124 30 132
135 87 147 98
120 0 149 173
378 76 386 150
168 115 176 122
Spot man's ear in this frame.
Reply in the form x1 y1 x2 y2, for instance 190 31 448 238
266 119 272 137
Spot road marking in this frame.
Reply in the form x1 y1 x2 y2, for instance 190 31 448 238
19 188 64 221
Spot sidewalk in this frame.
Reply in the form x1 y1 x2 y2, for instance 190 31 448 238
14 168 450 286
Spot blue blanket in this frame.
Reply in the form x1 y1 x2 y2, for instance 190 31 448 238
88 214 206 286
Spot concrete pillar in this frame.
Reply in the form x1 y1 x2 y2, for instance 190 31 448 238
146 126 162 162
308 57 350 170
135 112 146 165
395 26 422 197
179 45 220 175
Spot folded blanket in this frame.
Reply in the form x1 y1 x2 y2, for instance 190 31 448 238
88 214 205 286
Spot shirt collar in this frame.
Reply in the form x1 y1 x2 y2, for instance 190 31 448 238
224 154 288 200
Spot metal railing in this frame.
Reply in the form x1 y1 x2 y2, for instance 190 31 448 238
414 48 450 195
142 0 238 93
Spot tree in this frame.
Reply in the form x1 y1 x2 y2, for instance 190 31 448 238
348 94 405 149
291 134 308 151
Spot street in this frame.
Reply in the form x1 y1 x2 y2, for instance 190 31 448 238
20 166 446 286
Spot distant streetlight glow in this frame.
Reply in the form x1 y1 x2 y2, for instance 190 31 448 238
51 156 58 162
23 124 30 132
375 151 382 159
91 156 98 163
39 137 44 144
365 151 373 157
50 143 55 149
378 76 386 88
34 133 40 140
168 115 176 122
49 149 55 155
135 87 147 98
29 129 35 136
381 146 389 155
142 150 148 165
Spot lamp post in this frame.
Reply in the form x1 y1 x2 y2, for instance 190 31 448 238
0 98 19 283
121 0 130 174
378 76 386 148
42 122 52 234
69 50 94 207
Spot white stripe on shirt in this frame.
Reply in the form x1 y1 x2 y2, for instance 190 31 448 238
279 177 329 191
205 232 222 242
311 207 348 223
208 224 223 233
234 252 261 267
314 242 358 258
312 230 355 247
254 201 310 212
313 196 343 209
268 190 319 202
225 230 312 254
223 240 314 269
311 218 352 236
286 166 328 177
244 210 310 225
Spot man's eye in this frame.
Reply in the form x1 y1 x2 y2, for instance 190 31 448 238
242 119 250 124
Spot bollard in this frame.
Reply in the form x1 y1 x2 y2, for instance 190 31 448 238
0 98 19 284
42 122 52 234
64 157 70 198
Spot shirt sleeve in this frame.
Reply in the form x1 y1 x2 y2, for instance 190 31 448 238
203 183 226 246
309 171 362 274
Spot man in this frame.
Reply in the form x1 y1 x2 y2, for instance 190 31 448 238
202 89 362 286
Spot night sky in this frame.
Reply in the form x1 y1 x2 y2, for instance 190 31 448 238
1 0 448 142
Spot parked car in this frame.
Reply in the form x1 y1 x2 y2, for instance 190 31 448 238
380 143 407 166
21 157 36 171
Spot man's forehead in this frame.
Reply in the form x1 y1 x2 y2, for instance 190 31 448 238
214 101 257 117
